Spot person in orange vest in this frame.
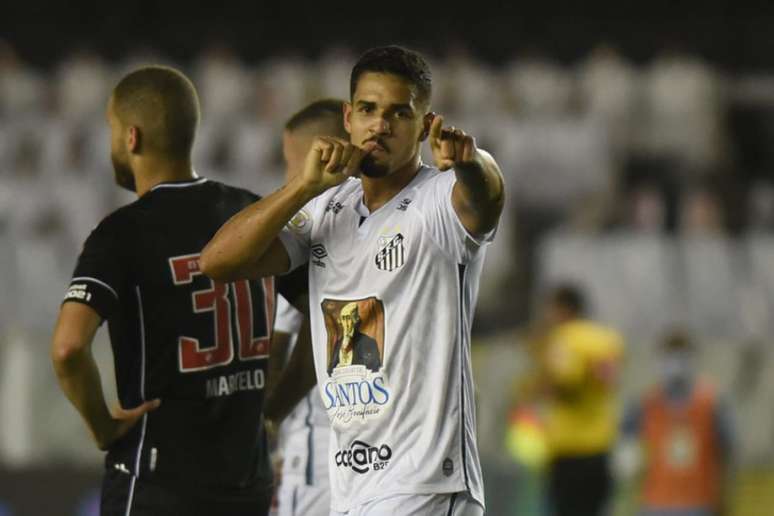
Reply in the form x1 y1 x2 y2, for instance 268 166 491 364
622 331 735 516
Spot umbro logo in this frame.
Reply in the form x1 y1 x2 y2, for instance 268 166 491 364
396 198 412 211
311 243 328 268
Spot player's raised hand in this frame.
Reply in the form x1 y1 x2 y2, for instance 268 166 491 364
94 398 161 450
428 113 479 172
300 137 377 196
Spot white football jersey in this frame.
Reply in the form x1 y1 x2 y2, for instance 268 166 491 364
278 165 491 512
274 295 331 486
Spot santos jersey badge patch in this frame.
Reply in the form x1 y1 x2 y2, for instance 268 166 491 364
375 233 406 272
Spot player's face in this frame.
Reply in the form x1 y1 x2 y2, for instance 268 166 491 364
107 97 136 192
282 129 314 183
345 72 428 178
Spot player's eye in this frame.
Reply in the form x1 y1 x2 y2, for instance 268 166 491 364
395 110 413 119
359 105 374 113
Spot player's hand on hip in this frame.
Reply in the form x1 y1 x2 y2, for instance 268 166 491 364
95 398 160 450
428 113 479 172
299 137 377 197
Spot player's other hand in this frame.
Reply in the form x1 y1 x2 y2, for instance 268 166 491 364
428 113 479 172
298 137 377 197
94 399 161 450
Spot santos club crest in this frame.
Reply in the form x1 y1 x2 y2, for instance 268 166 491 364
375 233 406 272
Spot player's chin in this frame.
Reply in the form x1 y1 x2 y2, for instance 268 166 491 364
360 155 390 178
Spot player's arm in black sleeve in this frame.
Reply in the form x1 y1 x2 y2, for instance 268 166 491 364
51 220 159 450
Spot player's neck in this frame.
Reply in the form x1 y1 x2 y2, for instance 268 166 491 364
361 155 421 213
134 156 196 197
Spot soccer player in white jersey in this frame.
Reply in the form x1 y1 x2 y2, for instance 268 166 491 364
202 46 505 515
267 99 350 516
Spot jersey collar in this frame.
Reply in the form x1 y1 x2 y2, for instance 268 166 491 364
353 163 431 218
150 175 208 192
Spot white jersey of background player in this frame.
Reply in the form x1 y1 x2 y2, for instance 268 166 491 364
272 296 331 516
265 99 351 516
202 46 505 516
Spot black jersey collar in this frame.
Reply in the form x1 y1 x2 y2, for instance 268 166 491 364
150 176 208 192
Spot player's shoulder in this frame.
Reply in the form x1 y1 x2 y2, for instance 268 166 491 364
393 165 454 214
196 179 262 205
409 164 453 197
92 200 140 235
308 178 362 215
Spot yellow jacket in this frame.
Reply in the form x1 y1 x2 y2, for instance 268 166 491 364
541 319 623 457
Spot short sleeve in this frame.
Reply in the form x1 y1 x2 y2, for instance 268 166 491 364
277 198 318 272
274 295 304 334
63 218 127 320
423 171 496 264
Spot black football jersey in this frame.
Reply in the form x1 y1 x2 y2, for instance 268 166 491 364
63 177 305 497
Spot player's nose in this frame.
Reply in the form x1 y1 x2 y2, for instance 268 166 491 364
370 117 391 135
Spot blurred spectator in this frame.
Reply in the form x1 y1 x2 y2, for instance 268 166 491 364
530 284 624 516
195 42 249 122
316 46 355 99
621 331 735 516
625 184 668 234
505 49 574 119
576 43 640 159
256 55 310 123
55 48 110 122
444 45 504 118
0 40 46 117
679 186 727 236
639 48 726 173
748 181 774 231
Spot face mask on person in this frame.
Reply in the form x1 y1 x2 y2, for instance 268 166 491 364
662 351 693 386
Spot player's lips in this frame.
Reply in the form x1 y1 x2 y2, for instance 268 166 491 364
364 140 389 153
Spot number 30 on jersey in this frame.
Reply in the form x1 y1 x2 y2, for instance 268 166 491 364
169 254 274 373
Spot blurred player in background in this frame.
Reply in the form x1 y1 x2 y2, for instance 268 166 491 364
51 66 305 516
265 99 349 516
533 284 623 516
201 45 504 515
621 331 735 516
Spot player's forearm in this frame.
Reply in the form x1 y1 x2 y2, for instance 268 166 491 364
453 149 505 235
52 347 114 448
266 333 292 397
201 178 315 281
264 320 316 423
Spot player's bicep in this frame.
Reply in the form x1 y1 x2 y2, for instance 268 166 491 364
245 238 293 279
52 302 102 361
451 179 500 238
425 173 494 264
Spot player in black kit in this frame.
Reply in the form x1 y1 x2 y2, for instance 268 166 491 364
51 66 303 516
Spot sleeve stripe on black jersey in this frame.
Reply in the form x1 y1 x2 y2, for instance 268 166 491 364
72 276 119 300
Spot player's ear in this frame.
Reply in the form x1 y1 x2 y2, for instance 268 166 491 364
343 102 353 135
127 126 140 154
420 112 434 142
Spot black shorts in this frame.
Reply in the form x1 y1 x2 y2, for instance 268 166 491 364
548 452 611 516
100 466 272 516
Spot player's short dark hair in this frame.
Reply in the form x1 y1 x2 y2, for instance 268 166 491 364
550 283 586 316
285 99 347 138
663 330 694 353
350 46 432 105
112 65 200 159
